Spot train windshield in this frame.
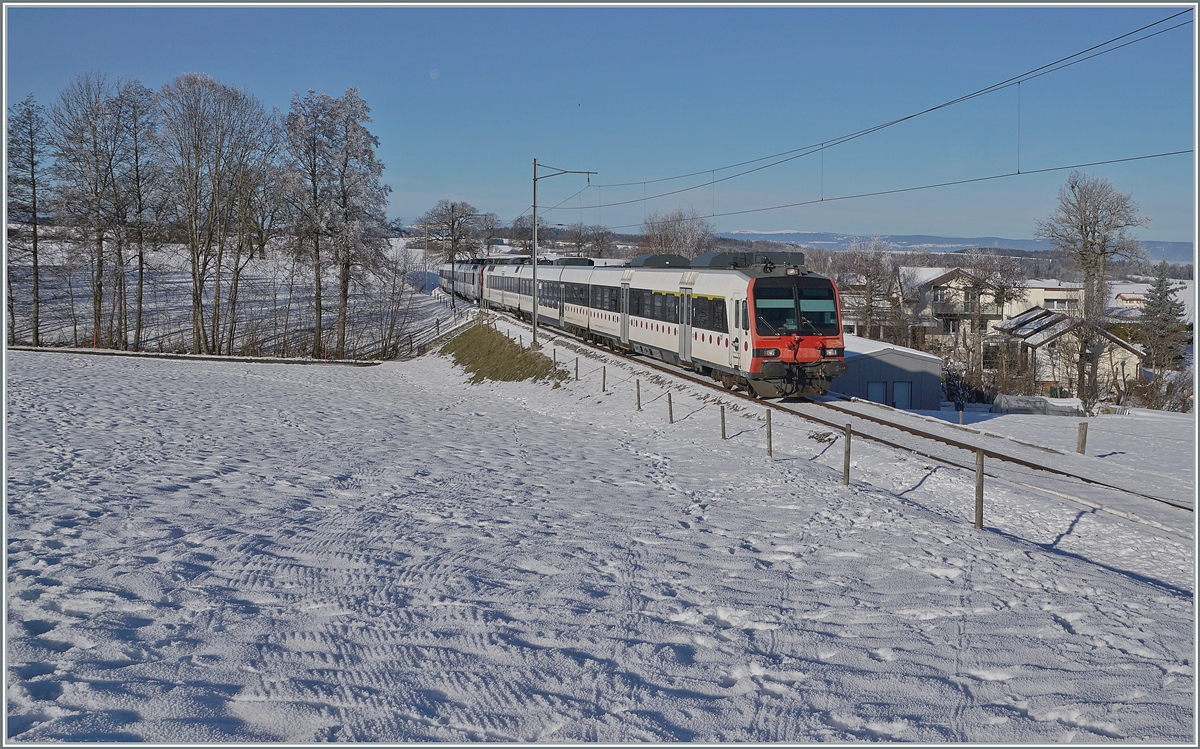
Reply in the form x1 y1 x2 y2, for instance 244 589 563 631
753 277 840 336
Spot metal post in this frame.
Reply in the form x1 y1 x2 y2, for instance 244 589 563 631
721 405 726 440
436 318 440 337
668 393 674 424
532 158 539 347
575 357 579 381
843 423 852 485
1076 422 1088 455
766 410 773 458
974 449 985 529
602 365 606 392
636 379 641 411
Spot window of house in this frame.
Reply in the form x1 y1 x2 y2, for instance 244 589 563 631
942 318 959 334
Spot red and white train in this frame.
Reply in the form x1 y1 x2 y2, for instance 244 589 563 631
439 251 847 398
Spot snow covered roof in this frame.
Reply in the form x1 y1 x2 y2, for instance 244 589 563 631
843 333 941 362
1110 281 1195 325
994 307 1145 355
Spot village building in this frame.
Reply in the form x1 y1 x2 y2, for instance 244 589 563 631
830 334 943 410
992 307 1146 401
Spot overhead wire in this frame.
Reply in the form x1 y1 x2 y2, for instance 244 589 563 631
458 10 1194 230
601 149 1193 231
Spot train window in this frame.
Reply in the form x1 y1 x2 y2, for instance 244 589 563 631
693 297 711 330
742 300 749 332
712 298 728 333
753 278 839 336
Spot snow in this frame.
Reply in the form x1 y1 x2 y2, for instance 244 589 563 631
5 324 1195 742
844 333 941 362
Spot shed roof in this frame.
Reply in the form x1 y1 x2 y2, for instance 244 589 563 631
844 334 942 363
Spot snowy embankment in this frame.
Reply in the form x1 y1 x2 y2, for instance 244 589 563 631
4 329 1195 742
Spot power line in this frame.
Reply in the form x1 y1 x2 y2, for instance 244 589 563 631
602 149 1193 231
580 9 1192 209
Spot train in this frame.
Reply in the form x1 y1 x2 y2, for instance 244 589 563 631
438 250 848 398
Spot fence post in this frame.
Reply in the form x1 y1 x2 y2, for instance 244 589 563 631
1076 422 1088 455
602 365 606 392
974 449 985 530
575 357 579 381
766 410 773 457
436 318 440 337
553 348 556 363
408 334 414 354
520 335 523 347
668 392 674 424
843 423 852 485
636 379 642 411
721 405 726 440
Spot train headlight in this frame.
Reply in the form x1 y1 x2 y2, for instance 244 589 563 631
786 266 799 276
753 348 780 358
823 347 844 358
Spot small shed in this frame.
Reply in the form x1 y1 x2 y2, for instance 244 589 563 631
830 334 943 410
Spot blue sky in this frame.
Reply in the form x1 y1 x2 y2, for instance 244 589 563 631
5 4 1196 242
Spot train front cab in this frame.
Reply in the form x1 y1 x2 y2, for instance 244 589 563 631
743 271 847 398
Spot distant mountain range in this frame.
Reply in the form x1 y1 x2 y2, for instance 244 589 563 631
719 230 1194 265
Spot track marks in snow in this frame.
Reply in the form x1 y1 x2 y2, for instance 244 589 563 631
5 352 1194 742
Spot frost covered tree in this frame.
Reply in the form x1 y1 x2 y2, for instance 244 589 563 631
284 89 337 358
325 88 391 359
1035 171 1149 410
7 93 51 346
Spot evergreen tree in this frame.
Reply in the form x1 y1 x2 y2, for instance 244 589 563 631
1139 260 1188 374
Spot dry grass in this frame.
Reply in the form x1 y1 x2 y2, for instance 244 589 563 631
441 323 569 386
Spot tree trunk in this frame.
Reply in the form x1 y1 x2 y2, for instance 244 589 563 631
337 254 350 359
93 229 105 347
312 232 323 359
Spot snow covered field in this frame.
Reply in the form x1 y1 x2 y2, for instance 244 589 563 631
5 330 1195 742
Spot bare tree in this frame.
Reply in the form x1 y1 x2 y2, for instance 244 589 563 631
1035 170 1149 409
420 200 484 264
476 212 502 256
510 213 548 253
7 93 51 346
587 224 616 258
639 207 713 258
112 80 162 350
50 72 121 348
832 237 895 340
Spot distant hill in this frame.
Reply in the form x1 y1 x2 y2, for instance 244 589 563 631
720 231 1194 265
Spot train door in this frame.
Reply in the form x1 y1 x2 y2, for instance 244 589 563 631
730 294 744 369
620 283 630 346
679 289 692 364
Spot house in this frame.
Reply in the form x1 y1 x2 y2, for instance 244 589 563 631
897 267 1003 353
830 334 943 410
992 307 1145 400
1106 280 1195 327
1004 278 1083 318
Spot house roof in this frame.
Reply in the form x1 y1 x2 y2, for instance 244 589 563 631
994 306 1146 357
844 334 942 363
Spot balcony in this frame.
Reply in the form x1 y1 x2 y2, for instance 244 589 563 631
932 301 1000 317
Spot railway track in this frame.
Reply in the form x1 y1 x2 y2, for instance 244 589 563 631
478 308 1193 537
